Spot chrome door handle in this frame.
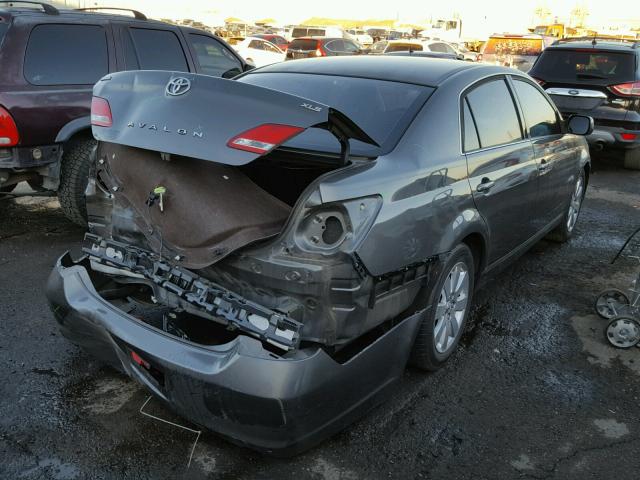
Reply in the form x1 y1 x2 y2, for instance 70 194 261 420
476 179 495 193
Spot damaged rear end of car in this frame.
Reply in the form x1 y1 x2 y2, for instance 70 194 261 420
46 70 435 454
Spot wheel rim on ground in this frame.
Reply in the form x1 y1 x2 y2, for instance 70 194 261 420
567 174 584 232
606 317 640 349
595 289 630 319
434 261 470 354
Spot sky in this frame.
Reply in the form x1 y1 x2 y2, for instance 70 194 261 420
58 0 640 32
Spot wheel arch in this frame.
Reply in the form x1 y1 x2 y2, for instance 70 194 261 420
55 116 92 144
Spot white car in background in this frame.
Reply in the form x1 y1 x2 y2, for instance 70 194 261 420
346 29 374 47
234 37 286 67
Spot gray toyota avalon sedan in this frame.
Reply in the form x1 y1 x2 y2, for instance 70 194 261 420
46 56 593 454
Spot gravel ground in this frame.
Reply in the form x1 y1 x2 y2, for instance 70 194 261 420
1 155 640 479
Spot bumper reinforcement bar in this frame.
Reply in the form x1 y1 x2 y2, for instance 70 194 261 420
83 233 302 351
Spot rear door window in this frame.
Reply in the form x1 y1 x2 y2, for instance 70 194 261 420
290 39 318 51
512 79 561 137
188 34 242 78
462 99 480 151
465 79 523 149
126 28 188 71
325 40 344 52
24 24 108 85
532 49 636 84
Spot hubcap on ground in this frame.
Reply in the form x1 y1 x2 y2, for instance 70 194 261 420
606 317 640 348
434 261 470 354
567 175 584 232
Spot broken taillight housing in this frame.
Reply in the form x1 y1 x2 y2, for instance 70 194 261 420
295 196 382 253
609 81 640 97
91 96 113 127
227 124 304 154
0 105 19 147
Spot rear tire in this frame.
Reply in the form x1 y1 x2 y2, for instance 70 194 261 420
58 137 96 226
547 169 585 243
623 148 640 170
409 243 475 371
0 183 16 193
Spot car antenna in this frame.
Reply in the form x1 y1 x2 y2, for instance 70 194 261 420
591 36 597 47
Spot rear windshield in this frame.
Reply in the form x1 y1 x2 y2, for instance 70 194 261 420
289 39 318 51
532 49 637 84
238 72 433 154
483 38 543 56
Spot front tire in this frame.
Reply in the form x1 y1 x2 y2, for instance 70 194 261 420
547 169 585 243
58 137 96 226
410 243 475 371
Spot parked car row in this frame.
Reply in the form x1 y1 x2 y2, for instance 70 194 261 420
0 0 635 458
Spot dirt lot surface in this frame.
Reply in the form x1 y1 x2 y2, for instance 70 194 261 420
1 155 640 479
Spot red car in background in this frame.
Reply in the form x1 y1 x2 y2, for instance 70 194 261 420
253 34 289 51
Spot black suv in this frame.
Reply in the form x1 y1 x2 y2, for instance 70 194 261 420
0 1 252 224
529 37 640 169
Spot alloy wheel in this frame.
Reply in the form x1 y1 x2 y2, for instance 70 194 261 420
434 262 470 354
567 174 584 232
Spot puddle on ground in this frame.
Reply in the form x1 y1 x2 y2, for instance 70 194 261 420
571 314 640 376
63 371 141 414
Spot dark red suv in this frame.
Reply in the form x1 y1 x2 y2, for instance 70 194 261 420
0 2 252 224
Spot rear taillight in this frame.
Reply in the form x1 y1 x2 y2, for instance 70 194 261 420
91 96 113 127
609 81 640 97
621 133 638 141
476 53 483 61
227 124 304 154
0 105 19 147
315 41 325 57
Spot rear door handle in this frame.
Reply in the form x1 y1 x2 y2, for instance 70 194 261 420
476 178 495 193
538 159 552 174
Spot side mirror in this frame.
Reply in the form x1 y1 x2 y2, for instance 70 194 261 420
567 115 594 136
243 60 256 72
456 53 465 61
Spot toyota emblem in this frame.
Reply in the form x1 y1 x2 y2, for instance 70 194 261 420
568 89 580 96
165 77 191 96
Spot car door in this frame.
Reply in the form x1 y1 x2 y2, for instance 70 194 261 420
463 77 539 264
511 77 576 231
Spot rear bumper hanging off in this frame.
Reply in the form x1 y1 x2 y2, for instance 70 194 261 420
46 251 423 455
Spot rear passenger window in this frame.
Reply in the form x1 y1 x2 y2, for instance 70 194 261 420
463 99 480 151
512 79 561 138
465 79 522 149
24 24 108 85
188 34 242 78
325 40 344 52
127 28 188 71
